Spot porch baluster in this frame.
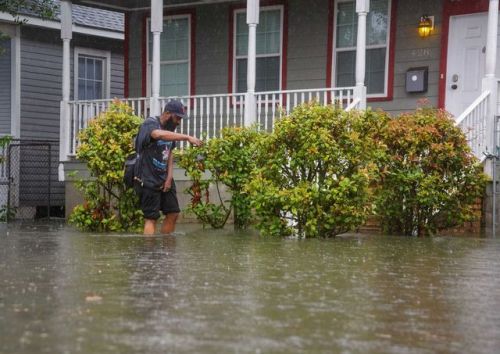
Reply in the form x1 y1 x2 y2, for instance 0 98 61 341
219 96 224 132
193 97 198 141
72 103 78 155
239 95 244 126
212 96 217 137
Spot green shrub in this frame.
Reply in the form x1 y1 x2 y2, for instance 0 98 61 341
0 135 13 222
69 101 143 232
0 135 11 164
375 107 487 236
247 103 387 238
0 205 16 223
177 126 262 229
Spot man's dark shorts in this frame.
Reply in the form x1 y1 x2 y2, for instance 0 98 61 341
135 180 180 220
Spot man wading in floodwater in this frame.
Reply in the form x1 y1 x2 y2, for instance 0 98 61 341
134 100 202 235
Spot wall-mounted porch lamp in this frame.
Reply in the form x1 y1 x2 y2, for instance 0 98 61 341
418 15 434 38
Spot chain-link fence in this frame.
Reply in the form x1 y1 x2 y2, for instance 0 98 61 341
0 142 8 221
0 139 64 221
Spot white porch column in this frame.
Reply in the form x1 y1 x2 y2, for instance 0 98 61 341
354 0 369 110
150 0 163 116
244 0 259 126
58 0 72 181
9 25 20 139
483 0 499 175
485 0 499 78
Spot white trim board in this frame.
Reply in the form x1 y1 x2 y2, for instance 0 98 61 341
73 47 112 100
11 25 20 138
0 13 124 40
79 0 240 12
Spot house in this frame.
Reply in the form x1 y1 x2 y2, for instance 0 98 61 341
51 0 498 223
0 1 124 218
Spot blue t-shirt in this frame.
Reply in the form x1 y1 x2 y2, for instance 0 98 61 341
135 116 176 189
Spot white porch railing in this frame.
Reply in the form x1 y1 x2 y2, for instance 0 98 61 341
68 97 150 155
456 90 491 162
66 87 358 156
345 97 361 111
255 87 356 131
159 93 246 149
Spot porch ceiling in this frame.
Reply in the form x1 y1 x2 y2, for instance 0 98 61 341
74 0 238 11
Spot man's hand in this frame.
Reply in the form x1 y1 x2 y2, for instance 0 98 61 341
163 178 172 192
188 136 202 146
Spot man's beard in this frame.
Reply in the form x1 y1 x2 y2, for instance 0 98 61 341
163 118 177 132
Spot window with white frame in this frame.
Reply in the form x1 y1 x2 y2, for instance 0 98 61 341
148 15 190 97
75 49 109 100
234 6 283 93
333 0 390 96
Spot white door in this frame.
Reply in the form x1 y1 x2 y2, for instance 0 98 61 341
446 13 490 118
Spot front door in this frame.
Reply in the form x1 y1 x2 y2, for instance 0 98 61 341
446 13 491 118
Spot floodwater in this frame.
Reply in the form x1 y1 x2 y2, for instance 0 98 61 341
0 223 499 354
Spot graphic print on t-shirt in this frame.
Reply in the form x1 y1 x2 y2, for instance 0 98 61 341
152 140 174 172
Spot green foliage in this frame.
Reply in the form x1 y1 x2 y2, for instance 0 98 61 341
0 205 16 222
375 107 488 236
0 135 11 164
69 101 144 232
247 103 388 238
0 0 57 55
0 135 13 221
177 126 262 229
0 0 57 22
0 32 8 57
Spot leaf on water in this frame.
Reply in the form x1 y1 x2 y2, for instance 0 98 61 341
85 295 102 302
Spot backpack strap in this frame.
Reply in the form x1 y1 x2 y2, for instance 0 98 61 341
131 116 161 187
135 116 160 154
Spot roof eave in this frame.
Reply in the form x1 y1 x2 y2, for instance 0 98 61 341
74 0 240 12
0 13 124 40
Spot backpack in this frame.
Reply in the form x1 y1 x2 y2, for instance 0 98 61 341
123 125 143 189
123 116 157 189
123 152 140 189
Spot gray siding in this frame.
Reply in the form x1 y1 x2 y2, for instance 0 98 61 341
374 0 443 113
127 1 331 96
20 30 62 141
128 11 143 97
19 26 124 207
110 50 125 97
287 0 329 90
20 26 124 140
0 38 11 135
195 4 229 94
126 0 445 113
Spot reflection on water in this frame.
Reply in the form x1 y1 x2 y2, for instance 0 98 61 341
1 222 499 353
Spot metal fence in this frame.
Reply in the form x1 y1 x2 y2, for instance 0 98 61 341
0 143 8 220
0 139 64 221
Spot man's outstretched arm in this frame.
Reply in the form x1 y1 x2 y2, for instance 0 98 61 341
150 129 202 146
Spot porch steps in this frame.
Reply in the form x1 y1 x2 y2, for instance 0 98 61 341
357 215 382 234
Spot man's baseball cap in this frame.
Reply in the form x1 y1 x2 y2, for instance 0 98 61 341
164 100 187 119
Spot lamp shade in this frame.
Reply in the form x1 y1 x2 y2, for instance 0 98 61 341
418 15 433 38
